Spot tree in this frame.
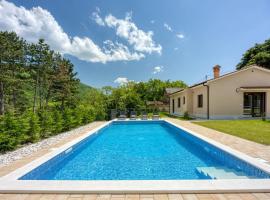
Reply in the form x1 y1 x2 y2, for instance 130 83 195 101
0 31 107 153
0 31 26 115
28 39 51 113
237 39 270 70
51 58 79 110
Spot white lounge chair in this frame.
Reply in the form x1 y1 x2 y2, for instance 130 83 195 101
141 111 148 120
118 111 127 120
130 111 137 120
152 111 160 120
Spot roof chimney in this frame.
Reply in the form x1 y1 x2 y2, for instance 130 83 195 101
213 65 221 79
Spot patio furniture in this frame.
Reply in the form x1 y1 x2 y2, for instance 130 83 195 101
130 111 137 120
152 111 160 120
118 111 127 120
141 111 148 120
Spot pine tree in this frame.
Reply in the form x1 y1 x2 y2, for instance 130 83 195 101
51 58 79 110
0 31 26 115
28 39 50 113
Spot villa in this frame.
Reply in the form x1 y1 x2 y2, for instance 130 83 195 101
169 65 270 119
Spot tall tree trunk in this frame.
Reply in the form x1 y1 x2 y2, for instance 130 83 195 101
0 81 4 115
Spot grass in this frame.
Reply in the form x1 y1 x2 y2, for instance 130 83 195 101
193 120 270 145
160 112 193 120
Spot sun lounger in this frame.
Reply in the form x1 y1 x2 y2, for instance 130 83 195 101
152 111 160 120
118 111 127 120
130 111 137 120
141 111 148 120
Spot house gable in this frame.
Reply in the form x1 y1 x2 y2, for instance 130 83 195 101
206 65 270 85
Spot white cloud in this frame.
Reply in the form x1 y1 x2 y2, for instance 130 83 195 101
153 66 164 74
92 8 105 26
0 0 143 63
92 12 105 26
176 33 184 39
114 77 129 85
164 23 173 32
93 12 162 54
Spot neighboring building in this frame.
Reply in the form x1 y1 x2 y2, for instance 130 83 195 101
146 101 169 112
145 88 182 112
164 88 182 110
169 65 270 119
165 88 182 95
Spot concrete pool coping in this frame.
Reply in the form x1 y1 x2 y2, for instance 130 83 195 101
0 119 270 193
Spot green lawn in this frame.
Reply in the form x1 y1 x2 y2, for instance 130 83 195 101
159 112 192 120
193 120 270 145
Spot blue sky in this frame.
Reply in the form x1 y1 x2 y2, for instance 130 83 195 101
1 0 270 87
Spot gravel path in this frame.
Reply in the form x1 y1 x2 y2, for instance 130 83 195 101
0 121 103 167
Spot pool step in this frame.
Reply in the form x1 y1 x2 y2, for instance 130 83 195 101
196 167 250 179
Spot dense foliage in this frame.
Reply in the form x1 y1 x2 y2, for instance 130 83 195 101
237 39 270 70
0 31 106 152
103 79 186 112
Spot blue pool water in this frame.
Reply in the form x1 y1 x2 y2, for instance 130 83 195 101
20 121 270 180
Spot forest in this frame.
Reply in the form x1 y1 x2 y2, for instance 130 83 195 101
0 31 186 153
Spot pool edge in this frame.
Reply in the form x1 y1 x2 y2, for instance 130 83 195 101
0 119 270 193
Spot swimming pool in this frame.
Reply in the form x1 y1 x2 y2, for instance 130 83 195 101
1 120 270 193
19 120 270 180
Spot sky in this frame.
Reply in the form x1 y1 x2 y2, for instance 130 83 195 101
1 0 270 88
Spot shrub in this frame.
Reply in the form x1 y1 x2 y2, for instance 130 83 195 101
0 113 20 152
39 111 54 138
73 106 83 127
53 110 63 133
17 112 30 144
183 111 190 120
28 113 41 143
62 108 74 131
81 106 95 124
95 106 106 120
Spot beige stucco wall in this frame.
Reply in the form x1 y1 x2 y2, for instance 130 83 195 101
208 67 270 119
169 67 270 119
267 92 270 118
169 90 192 116
191 85 208 118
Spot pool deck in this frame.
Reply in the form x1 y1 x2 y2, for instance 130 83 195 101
0 119 270 199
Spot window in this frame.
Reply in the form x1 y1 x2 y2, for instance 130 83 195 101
183 96 186 105
198 94 203 108
177 97 181 108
